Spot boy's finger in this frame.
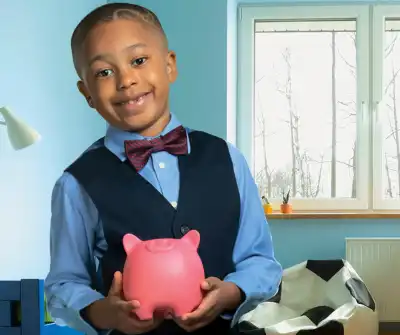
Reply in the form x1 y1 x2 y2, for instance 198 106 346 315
118 300 141 313
201 277 220 291
108 271 123 296
180 296 214 321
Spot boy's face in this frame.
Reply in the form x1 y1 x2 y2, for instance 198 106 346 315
77 19 177 134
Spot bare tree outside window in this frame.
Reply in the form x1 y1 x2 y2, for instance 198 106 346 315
254 20 357 200
382 26 400 199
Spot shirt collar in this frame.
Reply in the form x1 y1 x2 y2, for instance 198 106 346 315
104 113 191 161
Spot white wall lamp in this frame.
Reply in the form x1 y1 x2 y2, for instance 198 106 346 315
0 106 41 150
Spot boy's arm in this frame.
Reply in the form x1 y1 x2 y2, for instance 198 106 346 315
223 144 283 325
44 173 108 335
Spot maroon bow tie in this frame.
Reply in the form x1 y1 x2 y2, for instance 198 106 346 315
124 125 188 171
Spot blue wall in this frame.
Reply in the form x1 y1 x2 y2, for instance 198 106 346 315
0 0 106 280
2 0 400 278
121 0 400 269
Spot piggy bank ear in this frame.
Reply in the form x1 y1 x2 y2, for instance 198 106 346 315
181 229 200 250
123 234 142 254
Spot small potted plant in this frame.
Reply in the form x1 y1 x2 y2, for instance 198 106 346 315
280 190 292 214
262 196 273 214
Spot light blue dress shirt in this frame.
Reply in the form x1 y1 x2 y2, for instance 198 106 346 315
44 114 282 335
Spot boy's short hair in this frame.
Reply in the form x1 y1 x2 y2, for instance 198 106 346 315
71 2 167 76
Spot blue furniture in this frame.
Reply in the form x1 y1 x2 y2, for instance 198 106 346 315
43 324 82 335
0 279 82 335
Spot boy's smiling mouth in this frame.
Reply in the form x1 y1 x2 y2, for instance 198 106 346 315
114 91 153 111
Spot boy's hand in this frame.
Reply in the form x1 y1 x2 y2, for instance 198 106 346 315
174 277 241 332
85 271 163 334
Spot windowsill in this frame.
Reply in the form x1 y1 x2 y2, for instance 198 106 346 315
267 212 400 219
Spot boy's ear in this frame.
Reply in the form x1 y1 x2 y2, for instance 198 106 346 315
77 81 94 108
166 50 177 83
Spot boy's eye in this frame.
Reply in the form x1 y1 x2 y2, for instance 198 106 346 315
131 57 147 67
95 69 113 77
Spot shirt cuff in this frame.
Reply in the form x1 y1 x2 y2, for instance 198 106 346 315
49 289 108 335
222 274 281 326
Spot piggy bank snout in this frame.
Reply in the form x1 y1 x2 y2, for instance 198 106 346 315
145 239 174 252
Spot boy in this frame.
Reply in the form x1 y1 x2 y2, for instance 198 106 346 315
44 3 282 335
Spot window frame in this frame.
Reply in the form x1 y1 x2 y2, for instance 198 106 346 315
372 5 400 210
237 4 372 211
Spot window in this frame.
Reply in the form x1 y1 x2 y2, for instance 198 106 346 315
237 4 400 211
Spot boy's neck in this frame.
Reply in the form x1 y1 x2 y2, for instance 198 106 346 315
135 112 172 138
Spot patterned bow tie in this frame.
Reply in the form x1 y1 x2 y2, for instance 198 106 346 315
124 125 188 171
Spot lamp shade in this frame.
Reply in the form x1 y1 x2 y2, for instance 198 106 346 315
0 106 41 150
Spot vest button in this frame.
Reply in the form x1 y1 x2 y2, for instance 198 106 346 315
180 225 190 235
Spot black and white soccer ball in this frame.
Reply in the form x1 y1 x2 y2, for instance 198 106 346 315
234 259 378 335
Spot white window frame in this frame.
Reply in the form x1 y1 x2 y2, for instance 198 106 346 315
372 5 400 210
237 4 371 211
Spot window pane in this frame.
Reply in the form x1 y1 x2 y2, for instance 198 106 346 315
254 20 357 199
381 19 400 198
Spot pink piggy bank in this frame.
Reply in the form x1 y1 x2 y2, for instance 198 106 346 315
122 230 205 320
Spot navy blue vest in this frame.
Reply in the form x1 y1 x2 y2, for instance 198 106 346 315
66 130 241 334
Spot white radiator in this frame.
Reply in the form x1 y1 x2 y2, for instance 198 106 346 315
345 237 400 322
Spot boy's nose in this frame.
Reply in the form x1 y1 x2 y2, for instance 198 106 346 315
117 69 138 90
